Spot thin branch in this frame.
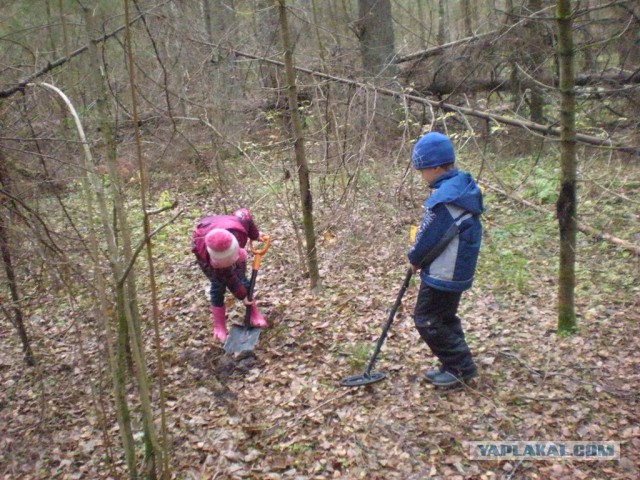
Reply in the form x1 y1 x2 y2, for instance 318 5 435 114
117 208 182 288
0 187 65 256
145 200 179 216
0 0 172 99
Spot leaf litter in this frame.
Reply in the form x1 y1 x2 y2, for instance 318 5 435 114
1 188 639 479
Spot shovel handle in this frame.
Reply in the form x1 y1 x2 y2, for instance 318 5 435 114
243 235 270 328
249 235 271 270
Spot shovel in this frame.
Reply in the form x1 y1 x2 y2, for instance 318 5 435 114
224 235 271 353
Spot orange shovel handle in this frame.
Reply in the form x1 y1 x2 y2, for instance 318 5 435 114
249 235 271 270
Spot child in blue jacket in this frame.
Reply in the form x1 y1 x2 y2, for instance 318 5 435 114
407 132 483 387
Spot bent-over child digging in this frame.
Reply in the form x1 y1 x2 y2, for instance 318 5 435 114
191 208 268 342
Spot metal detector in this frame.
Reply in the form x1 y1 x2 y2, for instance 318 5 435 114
339 219 469 387
340 267 413 387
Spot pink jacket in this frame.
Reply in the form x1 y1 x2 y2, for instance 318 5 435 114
191 213 260 298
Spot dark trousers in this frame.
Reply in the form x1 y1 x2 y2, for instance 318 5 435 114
209 263 250 307
413 282 476 375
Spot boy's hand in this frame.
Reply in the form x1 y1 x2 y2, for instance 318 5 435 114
411 264 419 273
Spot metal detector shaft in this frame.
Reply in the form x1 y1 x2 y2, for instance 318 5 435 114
363 267 413 376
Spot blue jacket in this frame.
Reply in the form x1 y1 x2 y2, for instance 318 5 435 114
407 169 483 292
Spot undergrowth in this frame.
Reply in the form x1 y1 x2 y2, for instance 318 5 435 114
3 132 639 479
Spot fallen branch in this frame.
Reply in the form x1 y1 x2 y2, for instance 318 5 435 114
394 31 496 64
484 182 640 255
498 351 636 399
145 199 179 216
576 223 640 255
517 395 574 402
208 43 638 155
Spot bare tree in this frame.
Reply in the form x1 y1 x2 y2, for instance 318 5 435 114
462 0 473 37
355 0 398 130
0 151 35 366
437 0 447 45
203 0 241 192
357 0 397 80
277 0 321 290
556 0 578 333
525 0 546 123
255 1 281 91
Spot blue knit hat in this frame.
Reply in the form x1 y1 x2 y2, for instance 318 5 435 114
411 132 455 170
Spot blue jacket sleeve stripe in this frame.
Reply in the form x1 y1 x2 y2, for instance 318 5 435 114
407 203 454 266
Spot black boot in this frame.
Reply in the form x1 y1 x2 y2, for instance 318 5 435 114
431 368 478 387
424 364 444 383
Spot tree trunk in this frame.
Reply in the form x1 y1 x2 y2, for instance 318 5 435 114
122 2 165 476
507 0 520 111
45 0 57 57
83 5 138 477
526 0 545 123
555 0 577 333
254 0 281 90
310 0 327 68
0 151 35 366
356 0 397 130
437 0 447 45
202 0 240 192
416 0 428 49
277 0 321 290
462 0 473 37
357 0 397 79
123 0 170 475
581 0 595 70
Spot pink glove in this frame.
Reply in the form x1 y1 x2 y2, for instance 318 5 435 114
237 247 247 263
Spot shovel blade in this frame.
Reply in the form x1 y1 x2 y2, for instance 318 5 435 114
224 325 262 353
339 371 386 387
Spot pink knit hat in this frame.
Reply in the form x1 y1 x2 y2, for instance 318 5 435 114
205 228 239 268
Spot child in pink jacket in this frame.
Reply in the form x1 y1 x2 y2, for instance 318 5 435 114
191 208 267 342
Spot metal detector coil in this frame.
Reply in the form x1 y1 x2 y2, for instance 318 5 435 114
339 371 386 387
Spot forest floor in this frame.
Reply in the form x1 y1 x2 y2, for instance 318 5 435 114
1 153 640 479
